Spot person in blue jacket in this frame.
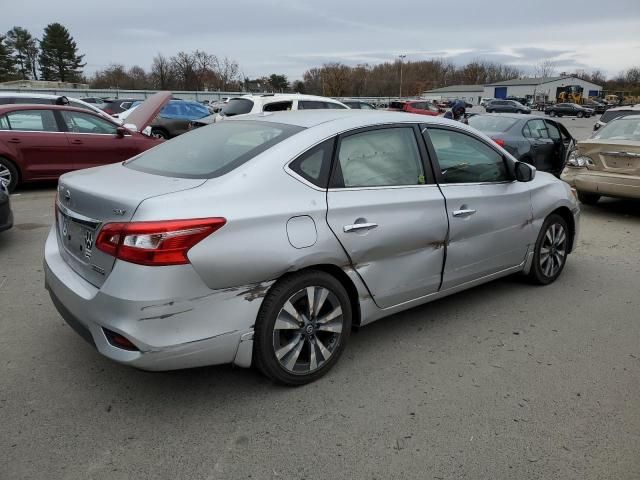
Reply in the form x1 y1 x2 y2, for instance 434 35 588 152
443 100 467 122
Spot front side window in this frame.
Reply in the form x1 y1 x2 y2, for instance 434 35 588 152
69 101 95 112
126 120 304 178
334 127 424 188
6 109 59 132
426 128 509 184
61 111 118 134
289 138 334 187
0 115 9 130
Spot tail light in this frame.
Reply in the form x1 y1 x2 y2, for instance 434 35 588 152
103 107 114 115
95 218 226 266
492 138 506 147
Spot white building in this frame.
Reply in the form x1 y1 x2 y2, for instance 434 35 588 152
483 75 602 101
421 85 485 105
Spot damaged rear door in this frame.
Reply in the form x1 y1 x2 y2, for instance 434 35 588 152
326 124 448 309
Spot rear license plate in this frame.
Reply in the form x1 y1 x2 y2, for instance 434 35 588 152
58 210 96 260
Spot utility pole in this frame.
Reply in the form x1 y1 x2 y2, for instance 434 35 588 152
398 54 406 98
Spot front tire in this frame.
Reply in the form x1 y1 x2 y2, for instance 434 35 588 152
254 270 352 385
577 191 600 205
151 128 169 139
549 111 556 117
527 214 569 285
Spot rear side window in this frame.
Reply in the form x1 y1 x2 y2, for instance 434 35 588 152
13 97 54 105
222 98 254 116
333 127 425 188
126 120 304 178
6 110 59 132
289 138 334 187
299 101 330 110
263 101 292 112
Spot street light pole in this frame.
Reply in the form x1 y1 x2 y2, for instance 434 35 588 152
398 54 406 98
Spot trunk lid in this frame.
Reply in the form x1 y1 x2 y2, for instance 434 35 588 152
578 139 640 175
122 91 171 133
56 163 206 287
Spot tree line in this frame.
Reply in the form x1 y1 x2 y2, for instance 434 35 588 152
0 24 84 82
1 22 638 96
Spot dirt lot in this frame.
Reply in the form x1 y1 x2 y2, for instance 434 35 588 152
1 114 639 479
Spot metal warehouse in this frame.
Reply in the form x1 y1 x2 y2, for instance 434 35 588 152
421 85 485 105
483 75 602 101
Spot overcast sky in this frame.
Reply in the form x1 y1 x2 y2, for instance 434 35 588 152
3 0 640 80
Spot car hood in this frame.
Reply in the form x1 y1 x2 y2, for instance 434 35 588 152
123 92 171 132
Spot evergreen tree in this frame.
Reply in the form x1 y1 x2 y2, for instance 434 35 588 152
0 34 17 82
38 23 85 82
6 27 38 79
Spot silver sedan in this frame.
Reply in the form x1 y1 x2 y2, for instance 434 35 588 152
45 110 580 385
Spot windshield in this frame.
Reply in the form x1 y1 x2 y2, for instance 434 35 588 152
222 98 254 116
600 109 637 123
467 115 519 132
125 120 304 178
593 117 640 141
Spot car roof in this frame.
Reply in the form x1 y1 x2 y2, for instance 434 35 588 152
606 105 640 112
0 103 116 118
0 92 62 99
472 113 529 121
228 109 458 130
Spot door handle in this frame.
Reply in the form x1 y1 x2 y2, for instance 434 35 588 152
452 209 476 217
71 139 83 145
7 138 21 144
343 222 378 233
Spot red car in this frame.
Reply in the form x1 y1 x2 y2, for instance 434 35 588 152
387 100 441 116
0 92 171 192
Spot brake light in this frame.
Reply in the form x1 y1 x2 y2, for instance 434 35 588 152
492 138 506 147
95 218 226 266
103 107 114 115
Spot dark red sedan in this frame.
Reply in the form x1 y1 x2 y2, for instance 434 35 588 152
387 100 441 116
0 92 171 191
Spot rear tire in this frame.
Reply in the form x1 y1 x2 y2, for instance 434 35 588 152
577 191 600 205
254 270 352 386
527 214 569 285
577 111 584 118
0 157 19 192
549 111 556 117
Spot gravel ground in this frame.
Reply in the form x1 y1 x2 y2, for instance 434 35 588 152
1 114 638 479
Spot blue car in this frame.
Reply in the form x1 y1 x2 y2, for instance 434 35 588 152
128 100 210 139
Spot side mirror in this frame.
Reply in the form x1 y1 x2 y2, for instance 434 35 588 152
515 161 536 182
116 126 127 138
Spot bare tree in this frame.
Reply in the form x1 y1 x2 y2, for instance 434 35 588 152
150 53 174 89
214 56 239 90
171 51 198 90
534 59 556 79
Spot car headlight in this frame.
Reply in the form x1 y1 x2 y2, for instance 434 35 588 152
567 150 593 168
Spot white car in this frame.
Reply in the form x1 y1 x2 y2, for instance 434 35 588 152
0 92 119 124
480 98 495 107
191 94 349 127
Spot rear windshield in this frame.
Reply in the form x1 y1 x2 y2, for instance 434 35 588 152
467 115 518 132
125 120 304 178
593 117 640 141
222 98 254 116
600 110 637 123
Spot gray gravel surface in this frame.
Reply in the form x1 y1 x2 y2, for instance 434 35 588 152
1 115 638 479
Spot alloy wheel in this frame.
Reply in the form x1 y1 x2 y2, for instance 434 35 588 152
539 223 567 278
272 286 344 374
0 164 11 187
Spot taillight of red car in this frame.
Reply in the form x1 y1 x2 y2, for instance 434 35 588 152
95 218 226 266
492 138 506 148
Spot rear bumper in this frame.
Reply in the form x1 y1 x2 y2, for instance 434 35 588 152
44 226 268 371
561 168 640 199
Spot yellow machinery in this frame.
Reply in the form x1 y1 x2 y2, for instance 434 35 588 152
556 85 584 104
